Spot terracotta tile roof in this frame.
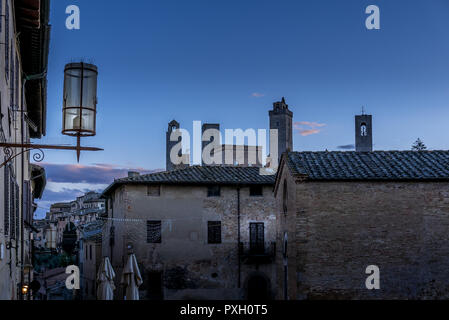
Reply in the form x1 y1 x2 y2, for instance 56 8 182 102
102 166 275 197
286 151 449 181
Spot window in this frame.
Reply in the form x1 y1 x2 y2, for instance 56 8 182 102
249 223 264 254
208 221 221 244
207 185 220 197
147 220 161 243
250 185 263 197
147 185 161 197
361 123 367 137
89 245 92 260
85 244 88 260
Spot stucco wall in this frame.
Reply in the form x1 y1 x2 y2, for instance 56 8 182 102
0 0 30 300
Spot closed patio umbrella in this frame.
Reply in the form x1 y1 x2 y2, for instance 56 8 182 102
120 254 143 300
97 257 116 300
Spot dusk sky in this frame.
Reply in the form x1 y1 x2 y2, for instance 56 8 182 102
34 0 449 218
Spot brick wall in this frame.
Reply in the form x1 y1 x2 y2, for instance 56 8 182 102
293 181 449 299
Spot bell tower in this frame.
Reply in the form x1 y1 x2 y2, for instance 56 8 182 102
269 97 293 162
355 110 373 152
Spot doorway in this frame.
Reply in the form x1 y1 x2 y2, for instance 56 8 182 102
246 274 270 300
147 271 163 300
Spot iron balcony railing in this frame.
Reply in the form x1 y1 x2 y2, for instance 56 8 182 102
239 241 276 264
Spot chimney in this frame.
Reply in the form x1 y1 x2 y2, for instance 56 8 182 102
128 171 140 178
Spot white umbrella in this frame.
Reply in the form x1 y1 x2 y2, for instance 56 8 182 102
120 254 143 300
97 257 116 300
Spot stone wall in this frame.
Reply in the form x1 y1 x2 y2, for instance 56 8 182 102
103 183 277 300
292 181 449 299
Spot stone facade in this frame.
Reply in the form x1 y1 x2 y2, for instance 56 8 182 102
80 230 102 300
102 181 277 300
275 157 449 300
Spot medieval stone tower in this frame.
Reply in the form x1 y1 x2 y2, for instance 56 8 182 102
269 97 293 162
355 113 373 152
201 123 220 166
166 119 180 171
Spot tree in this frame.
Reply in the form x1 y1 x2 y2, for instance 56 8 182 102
412 138 427 151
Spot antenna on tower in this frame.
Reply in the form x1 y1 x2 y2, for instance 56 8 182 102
361 106 365 116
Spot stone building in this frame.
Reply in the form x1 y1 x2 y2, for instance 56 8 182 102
42 192 105 251
275 150 449 299
0 0 50 300
101 167 277 300
79 221 103 300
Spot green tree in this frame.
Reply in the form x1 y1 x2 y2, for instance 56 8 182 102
412 138 427 151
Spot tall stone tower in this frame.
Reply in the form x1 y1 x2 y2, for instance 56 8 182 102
269 97 293 162
355 113 373 152
166 120 180 171
201 123 220 166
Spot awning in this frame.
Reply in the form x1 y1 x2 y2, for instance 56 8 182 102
14 0 51 138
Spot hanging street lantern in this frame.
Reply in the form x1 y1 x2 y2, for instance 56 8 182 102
62 62 99 161
0 62 103 168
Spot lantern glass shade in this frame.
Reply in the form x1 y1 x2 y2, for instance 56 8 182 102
62 63 98 137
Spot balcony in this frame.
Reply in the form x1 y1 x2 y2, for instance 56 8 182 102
239 241 276 264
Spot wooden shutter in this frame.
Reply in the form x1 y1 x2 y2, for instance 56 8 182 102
24 180 32 225
5 0 9 80
15 182 19 239
4 166 10 236
9 172 15 239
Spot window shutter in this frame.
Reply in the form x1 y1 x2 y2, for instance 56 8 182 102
9 172 15 239
24 180 32 225
4 166 10 236
5 0 9 80
15 181 19 239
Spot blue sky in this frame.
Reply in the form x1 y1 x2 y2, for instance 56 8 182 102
34 0 449 217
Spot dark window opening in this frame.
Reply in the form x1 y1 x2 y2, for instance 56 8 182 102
361 123 367 137
207 185 220 197
147 220 162 243
89 245 92 260
147 185 161 197
208 221 221 244
249 223 264 254
250 185 263 197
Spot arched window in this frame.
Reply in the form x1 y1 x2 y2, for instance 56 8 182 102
283 180 288 215
360 123 367 137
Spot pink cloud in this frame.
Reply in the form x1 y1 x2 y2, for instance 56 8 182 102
251 92 265 98
39 163 162 184
294 121 326 136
